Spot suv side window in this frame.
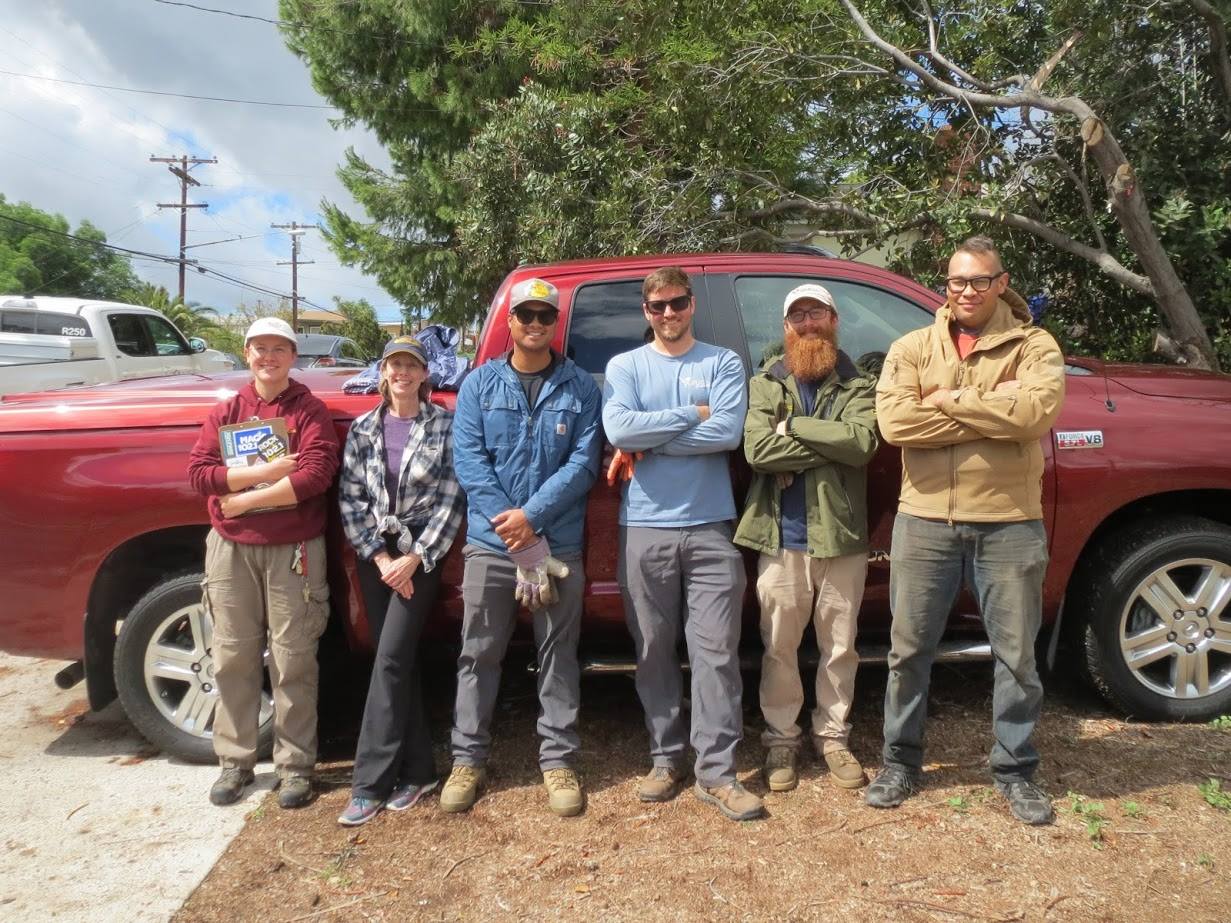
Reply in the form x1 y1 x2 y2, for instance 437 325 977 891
565 280 649 377
734 276 933 370
37 313 91 337
1 311 38 334
109 313 154 357
340 338 365 362
145 315 191 356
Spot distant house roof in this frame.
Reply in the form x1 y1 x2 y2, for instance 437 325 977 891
295 307 346 328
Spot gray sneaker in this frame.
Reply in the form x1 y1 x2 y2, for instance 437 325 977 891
209 767 254 806
995 779 1055 825
864 765 918 809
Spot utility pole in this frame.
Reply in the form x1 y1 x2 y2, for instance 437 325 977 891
151 154 216 304
271 222 319 331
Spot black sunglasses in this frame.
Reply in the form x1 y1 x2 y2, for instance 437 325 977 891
945 272 1006 294
511 306 559 326
644 294 693 315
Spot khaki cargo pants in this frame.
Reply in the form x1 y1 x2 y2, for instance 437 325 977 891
203 529 329 776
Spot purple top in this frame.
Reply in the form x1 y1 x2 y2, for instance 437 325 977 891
382 408 416 505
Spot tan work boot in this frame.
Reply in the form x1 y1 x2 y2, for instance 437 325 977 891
637 766 686 803
542 768 585 817
763 746 798 792
823 748 867 789
694 780 765 821
439 764 486 813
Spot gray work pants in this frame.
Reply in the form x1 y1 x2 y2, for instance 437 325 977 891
618 523 746 788
450 545 584 770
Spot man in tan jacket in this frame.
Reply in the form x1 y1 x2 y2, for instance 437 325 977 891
867 236 1064 825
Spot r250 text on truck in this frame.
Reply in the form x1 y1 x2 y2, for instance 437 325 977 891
1 252 1229 762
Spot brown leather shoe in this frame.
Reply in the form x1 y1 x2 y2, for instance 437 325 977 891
823 748 867 789
637 766 686 802
694 780 765 821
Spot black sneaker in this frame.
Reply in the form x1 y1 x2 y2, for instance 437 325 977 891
209 767 255 806
995 779 1055 825
864 765 918 809
278 774 314 809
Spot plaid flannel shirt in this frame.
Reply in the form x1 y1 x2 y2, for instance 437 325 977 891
338 399 465 572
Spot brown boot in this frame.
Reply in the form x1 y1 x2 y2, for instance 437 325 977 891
694 781 765 821
638 766 687 803
763 746 798 792
823 748 867 789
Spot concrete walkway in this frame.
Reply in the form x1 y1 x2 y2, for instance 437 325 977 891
0 653 269 922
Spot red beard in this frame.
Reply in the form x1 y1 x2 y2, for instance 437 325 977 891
784 327 838 382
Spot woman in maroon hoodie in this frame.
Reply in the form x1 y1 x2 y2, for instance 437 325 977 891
187 317 339 809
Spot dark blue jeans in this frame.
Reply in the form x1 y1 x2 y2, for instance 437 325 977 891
882 513 1049 782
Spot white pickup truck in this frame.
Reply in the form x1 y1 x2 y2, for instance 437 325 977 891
0 295 231 398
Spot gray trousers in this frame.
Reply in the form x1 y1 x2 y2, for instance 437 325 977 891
619 523 746 788
450 544 584 770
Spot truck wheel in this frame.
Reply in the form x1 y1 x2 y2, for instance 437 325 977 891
1081 516 1231 720
113 572 274 763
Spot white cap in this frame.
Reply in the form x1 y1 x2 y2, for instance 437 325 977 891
244 316 297 346
509 277 560 311
783 283 836 316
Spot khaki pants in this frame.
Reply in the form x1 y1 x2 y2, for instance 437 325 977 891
757 549 867 754
203 530 328 775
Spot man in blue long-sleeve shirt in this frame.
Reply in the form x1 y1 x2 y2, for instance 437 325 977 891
603 266 763 822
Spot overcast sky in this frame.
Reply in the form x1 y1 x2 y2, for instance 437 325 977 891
0 0 405 321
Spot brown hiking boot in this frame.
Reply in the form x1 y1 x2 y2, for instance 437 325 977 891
823 748 867 789
440 764 486 813
763 746 798 792
637 766 686 803
543 768 585 817
694 780 765 821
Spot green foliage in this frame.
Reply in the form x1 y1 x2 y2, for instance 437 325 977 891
322 296 388 358
0 194 139 299
946 795 970 814
1066 792 1108 848
1209 715 1231 730
1198 778 1231 812
1197 852 1215 871
1120 801 1144 819
281 0 1231 360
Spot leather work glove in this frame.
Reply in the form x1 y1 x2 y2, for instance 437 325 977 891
509 538 571 611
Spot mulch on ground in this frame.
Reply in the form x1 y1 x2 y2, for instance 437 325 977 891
175 663 1231 922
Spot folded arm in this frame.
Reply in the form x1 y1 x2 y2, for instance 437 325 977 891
937 333 1066 441
876 340 987 448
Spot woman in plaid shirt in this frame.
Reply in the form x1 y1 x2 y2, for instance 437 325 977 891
336 336 465 826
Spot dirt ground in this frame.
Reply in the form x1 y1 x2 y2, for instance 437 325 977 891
175 662 1231 923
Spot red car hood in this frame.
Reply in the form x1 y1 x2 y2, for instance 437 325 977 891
1104 362 1231 402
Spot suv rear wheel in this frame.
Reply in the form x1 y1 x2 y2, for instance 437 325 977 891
1081 516 1231 720
113 572 274 763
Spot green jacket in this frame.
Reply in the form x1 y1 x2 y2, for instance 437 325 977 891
734 350 879 559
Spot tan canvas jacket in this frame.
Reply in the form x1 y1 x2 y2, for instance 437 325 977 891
875 289 1065 523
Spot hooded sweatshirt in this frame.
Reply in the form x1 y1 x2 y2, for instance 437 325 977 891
187 378 340 544
875 289 1065 523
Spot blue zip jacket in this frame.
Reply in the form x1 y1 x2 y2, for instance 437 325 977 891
453 352 603 555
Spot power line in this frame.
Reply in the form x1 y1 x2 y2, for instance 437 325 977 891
0 68 338 109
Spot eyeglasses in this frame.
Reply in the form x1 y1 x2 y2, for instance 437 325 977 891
786 306 834 325
945 272 1006 294
511 306 559 326
644 294 693 315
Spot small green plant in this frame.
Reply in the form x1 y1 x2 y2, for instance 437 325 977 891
1066 792 1108 848
1198 779 1231 812
1209 715 1231 730
1121 801 1144 819
1197 853 1215 871
947 795 970 813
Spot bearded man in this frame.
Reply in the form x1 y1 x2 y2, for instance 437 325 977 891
734 283 879 793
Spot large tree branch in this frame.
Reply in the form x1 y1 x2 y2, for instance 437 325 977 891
969 207 1153 294
1188 0 1231 119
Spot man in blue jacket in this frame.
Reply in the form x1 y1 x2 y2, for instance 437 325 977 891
444 277 603 817
603 266 763 822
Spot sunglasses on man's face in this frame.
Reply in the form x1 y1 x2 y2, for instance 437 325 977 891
511 306 559 326
644 294 693 315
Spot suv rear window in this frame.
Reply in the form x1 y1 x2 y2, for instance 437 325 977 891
734 275 932 370
1 311 92 337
